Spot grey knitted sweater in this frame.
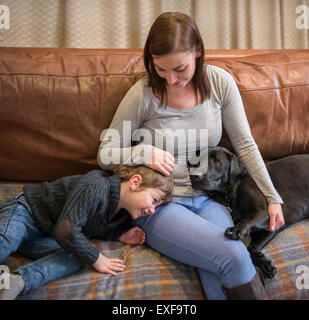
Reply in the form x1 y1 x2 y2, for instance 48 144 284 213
23 170 131 265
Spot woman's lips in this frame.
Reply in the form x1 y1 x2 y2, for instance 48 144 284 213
174 81 183 86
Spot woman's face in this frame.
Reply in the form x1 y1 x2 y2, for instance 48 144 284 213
152 49 201 88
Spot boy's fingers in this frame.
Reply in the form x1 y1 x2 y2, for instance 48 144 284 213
112 262 126 267
110 258 124 263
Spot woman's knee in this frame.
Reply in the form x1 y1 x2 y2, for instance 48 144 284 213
197 199 234 229
220 241 256 283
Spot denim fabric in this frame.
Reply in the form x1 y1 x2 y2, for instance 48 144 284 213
0 194 84 294
133 195 256 300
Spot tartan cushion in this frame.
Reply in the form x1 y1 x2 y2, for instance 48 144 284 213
262 220 309 299
1 183 309 299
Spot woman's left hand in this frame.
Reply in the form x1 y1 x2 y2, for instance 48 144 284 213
267 203 285 232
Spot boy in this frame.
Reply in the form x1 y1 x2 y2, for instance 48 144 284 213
0 165 173 299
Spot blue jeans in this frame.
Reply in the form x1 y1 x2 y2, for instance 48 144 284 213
133 195 256 300
0 194 84 294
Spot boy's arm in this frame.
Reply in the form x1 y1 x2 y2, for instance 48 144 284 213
54 184 102 265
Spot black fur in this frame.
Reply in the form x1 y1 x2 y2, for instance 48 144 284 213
188 146 309 278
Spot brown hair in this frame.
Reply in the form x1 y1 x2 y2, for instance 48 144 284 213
144 12 210 106
114 165 174 204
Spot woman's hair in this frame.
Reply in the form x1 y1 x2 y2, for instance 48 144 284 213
114 165 174 203
144 12 210 106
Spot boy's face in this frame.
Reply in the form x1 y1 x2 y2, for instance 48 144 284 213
126 175 166 220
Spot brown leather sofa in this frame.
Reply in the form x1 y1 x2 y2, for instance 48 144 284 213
0 48 309 300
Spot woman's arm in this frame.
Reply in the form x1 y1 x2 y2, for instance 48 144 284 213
219 69 285 230
97 79 174 175
97 79 153 171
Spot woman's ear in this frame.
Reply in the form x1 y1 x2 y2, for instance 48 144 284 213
129 174 143 191
195 47 202 58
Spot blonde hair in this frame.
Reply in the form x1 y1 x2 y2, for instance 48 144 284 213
114 165 174 204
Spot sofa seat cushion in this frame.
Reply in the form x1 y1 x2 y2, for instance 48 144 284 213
1 183 309 300
262 219 309 299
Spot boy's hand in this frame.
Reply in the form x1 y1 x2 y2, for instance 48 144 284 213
92 253 126 276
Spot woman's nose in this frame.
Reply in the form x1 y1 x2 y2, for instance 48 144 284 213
166 72 177 85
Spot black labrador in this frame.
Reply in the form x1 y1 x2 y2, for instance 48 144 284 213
188 146 309 278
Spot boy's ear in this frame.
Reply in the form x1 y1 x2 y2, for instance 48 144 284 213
129 174 143 191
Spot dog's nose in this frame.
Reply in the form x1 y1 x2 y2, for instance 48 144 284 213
191 174 203 180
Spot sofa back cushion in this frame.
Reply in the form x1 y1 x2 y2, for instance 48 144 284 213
209 51 309 160
0 48 308 181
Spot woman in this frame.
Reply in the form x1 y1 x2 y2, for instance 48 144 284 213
97 12 285 300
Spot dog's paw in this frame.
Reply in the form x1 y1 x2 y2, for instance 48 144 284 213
249 249 277 279
224 227 242 240
260 259 277 279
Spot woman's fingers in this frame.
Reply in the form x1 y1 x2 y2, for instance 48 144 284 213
151 149 175 176
152 149 175 165
156 164 171 176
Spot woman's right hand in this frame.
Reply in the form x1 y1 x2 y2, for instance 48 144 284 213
92 253 126 276
150 147 175 176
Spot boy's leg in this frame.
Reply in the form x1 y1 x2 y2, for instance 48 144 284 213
0 195 42 263
14 248 84 294
0 274 25 300
18 237 62 260
133 198 256 300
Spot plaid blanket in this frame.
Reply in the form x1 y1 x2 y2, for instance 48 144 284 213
1 183 309 300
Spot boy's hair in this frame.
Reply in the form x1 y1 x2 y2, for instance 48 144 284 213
114 165 174 204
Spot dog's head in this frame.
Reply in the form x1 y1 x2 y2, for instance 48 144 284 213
188 146 247 193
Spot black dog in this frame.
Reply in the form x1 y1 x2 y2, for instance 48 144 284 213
188 147 309 278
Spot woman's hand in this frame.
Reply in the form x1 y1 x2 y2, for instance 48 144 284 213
266 203 285 232
150 147 175 176
92 253 126 276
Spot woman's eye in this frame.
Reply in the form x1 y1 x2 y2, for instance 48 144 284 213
175 68 186 73
156 67 165 72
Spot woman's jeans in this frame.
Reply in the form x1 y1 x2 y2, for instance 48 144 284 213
134 195 256 300
0 194 84 294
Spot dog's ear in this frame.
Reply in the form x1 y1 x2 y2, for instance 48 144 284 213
228 152 247 186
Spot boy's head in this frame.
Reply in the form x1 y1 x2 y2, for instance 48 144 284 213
114 165 174 219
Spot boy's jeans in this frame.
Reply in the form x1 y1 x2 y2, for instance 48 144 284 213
134 195 256 300
0 194 84 294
